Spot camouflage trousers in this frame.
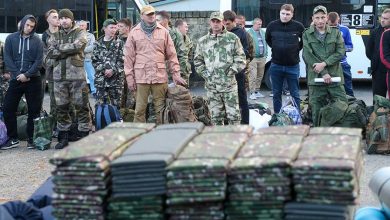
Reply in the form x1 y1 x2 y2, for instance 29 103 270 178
249 57 266 93
0 77 9 110
54 80 91 132
206 89 241 125
309 84 348 127
120 80 136 109
96 86 122 107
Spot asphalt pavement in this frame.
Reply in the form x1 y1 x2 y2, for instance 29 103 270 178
0 81 388 210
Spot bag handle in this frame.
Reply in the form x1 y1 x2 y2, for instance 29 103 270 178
96 105 103 130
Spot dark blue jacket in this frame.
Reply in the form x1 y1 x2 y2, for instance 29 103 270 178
4 15 43 79
230 26 249 59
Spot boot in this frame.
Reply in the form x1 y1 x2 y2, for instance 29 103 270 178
55 131 69 150
68 131 81 142
78 131 89 139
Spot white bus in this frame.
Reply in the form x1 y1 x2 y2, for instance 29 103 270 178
232 0 390 86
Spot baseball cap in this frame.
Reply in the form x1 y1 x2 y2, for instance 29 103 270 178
141 5 156 15
102 19 117 28
209 12 223 21
313 5 327 15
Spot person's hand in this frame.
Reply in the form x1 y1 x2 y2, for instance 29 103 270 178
3 73 11 80
129 81 137 92
104 69 113 78
173 75 187 86
313 62 326 73
16 74 30 82
322 73 332 84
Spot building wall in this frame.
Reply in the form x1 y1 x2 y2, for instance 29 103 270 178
154 0 221 12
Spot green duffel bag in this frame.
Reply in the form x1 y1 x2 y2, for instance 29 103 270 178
17 114 28 140
269 113 294 126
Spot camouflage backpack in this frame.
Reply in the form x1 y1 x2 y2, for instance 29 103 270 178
161 85 197 124
192 96 212 126
366 95 390 154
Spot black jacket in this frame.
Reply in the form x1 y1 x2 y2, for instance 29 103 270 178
4 15 43 79
366 26 387 75
230 26 249 59
265 19 304 66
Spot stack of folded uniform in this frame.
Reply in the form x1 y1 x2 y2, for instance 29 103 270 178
108 122 204 220
49 123 155 220
288 127 362 220
284 202 355 220
166 125 253 220
226 125 310 220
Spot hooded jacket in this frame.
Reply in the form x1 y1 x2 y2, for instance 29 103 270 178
4 15 43 79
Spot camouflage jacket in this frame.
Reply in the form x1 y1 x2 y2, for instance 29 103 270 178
92 36 124 88
194 29 246 93
183 34 193 74
42 29 57 80
246 31 255 62
47 26 87 81
169 27 189 76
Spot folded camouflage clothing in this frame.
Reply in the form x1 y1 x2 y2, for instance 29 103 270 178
50 123 154 220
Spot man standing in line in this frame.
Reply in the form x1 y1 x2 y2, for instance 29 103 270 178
248 17 268 99
194 12 246 125
366 8 390 99
92 19 124 108
175 19 193 86
78 20 97 96
156 11 189 84
328 12 354 97
303 5 347 127
124 5 186 124
47 9 91 149
0 40 10 113
117 18 132 42
265 4 304 113
223 10 250 125
379 9 390 98
2 15 43 150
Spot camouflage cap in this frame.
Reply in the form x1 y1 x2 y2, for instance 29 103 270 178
103 18 117 28
141 5 156 15
209 12 223 21
313 5 327 15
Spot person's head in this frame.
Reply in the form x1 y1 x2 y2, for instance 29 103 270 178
175 19 188 36
156 10 170 27
252 18 262 31
312 5 328 30
280 4 294 23
381 8 390 28
20 15 37 36
236 14 246 28
223 10 237 31
45 9 59 28
59 8 74 29
117 18 132 37
77 20 88 31
102 19 117 38
209 11 224 34
327 12 339 26
140 5 156 25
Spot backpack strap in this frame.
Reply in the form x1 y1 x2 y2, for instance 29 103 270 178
96 104 103 130
104 105 112 125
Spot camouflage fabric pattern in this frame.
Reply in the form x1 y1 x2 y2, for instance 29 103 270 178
203 125 253 134
256 125 310 136
182 34 193 85
194 29 246 93
207 89 241 125
47 26 87 81
169 28 189 83
0 41 8 110
92 36 124 106
54 80 91 132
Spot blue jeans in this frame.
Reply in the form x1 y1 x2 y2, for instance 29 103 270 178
269 63 300 113
84 60 96 94
342 62 354 97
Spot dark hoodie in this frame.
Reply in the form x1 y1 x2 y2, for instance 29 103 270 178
230 26 249 59
4 15 43 79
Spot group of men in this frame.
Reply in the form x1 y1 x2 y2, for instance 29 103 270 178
1 4 390 149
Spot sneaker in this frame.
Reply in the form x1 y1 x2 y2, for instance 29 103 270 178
0 139 20 150
283 90 290 96
249 93 257 100
27 141 36 149
255 91 265 98
269 93 274 97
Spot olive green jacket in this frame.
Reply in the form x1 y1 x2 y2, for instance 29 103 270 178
303 25 345 86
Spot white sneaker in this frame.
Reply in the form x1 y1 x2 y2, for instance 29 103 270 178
269 93 274 97
249 93 257 100
255 91 265 98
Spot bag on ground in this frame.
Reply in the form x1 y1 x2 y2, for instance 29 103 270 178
161 84 197 124
33 112 53 150
95 104 122 130
17 114 28 141
269 113 294 126
0 120 7 146
192 96 212 126
366 95 390 154
280 96 302 125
